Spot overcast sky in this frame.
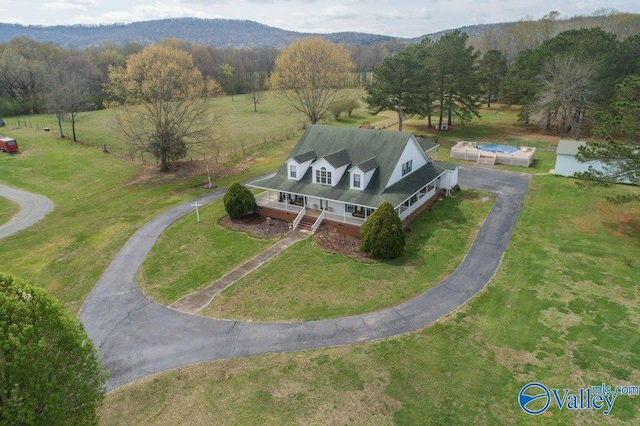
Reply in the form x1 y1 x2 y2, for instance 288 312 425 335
1 0 638 38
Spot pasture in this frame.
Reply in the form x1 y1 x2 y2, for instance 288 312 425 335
1 94 639 424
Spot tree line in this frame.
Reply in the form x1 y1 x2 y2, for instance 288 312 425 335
365 25 639 139
0 36 405 119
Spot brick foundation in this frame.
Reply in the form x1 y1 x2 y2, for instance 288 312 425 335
255 206 297 225
401 189 446 226
323 220 361 238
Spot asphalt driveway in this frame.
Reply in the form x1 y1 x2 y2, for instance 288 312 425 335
77 166 531 390
0 184 53 240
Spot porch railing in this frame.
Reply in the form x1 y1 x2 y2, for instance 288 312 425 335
311 211 326 234
292 207 306 230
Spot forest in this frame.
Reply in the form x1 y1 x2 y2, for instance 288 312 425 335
0 11 638 141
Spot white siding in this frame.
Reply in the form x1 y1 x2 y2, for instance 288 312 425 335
334 164 349 186
311 158 348 187
438 169 458 191
350 170 363 190
349 167 377 190
286 158 314 181
386 136 429 188
311 158 334 185
554 154 604 177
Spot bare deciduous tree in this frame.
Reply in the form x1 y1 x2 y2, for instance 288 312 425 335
105 45 222 172
531 55 596 139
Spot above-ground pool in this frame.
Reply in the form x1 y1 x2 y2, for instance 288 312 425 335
477 144 519 154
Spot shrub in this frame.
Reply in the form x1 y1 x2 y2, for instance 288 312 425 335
0 273 107 425
359 201 405 259
223 182 256 219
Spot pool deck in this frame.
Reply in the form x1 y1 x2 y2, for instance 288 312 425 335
451 141 535 167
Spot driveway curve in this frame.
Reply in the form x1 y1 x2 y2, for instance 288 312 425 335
78 167 531 391
0 184 54 240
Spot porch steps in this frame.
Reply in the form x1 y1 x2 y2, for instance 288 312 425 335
296 215 317 232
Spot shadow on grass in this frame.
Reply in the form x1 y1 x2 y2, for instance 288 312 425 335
603 215 640 248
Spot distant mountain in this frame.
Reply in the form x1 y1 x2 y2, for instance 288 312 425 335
0 18 405 48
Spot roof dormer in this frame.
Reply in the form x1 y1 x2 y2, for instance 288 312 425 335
312 149 351 187
286 150 315 181
349 158 378 190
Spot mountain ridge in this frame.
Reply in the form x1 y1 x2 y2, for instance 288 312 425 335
0 17 504 48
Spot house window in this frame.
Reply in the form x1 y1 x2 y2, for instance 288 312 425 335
353 173 361 188
289 164 296 179
402 159 413 176
345 204 356 213
316 167 331 185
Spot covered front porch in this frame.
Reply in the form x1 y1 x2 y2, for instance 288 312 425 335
395 178 440 220
254 190 372 227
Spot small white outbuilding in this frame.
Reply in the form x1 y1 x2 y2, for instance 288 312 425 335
553 139 607 177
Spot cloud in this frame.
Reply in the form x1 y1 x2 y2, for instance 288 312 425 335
320 5 357 20
43 0 94 11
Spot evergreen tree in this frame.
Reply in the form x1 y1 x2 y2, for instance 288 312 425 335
576 74 640 202
223 182 256 219
365 50 422 131
360 202 405 259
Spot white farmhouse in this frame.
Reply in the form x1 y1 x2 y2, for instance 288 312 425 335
247 125 459 234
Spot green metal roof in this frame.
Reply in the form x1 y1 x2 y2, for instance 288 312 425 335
291 150 316 163
248 125 450 208
352 157 379 173
323 149 350 168
416 137 439 152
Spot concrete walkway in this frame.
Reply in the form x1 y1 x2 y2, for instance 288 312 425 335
78 167 531 391
0 184 53 240
170 230 308 314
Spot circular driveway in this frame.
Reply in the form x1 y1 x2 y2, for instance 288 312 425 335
78 166 531 390
0 184 53 240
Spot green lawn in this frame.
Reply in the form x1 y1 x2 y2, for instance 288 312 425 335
201 189 493 321
403 105 559 174
0 195 19 225
99 175 640 425
138 200 281 304
0 126 219 313
7 89 382 161
3 97 640 423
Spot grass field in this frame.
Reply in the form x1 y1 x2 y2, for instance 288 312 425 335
2 96 640 423
99 175 640 425
0 90 383 313
138 200 282 304
200 190 493 321
0 194 19 225
7 89 373 161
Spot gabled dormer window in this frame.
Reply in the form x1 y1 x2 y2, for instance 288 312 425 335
402 159 413 176
353 173 361 188
316 167 332 185
289 164 297 179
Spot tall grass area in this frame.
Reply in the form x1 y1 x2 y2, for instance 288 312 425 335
100 175 640 425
